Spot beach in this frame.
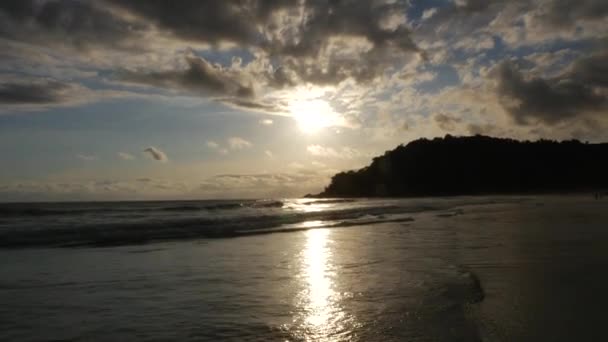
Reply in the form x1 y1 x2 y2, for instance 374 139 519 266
1 196 607 341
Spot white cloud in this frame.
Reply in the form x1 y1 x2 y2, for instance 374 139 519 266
197 172 330 198
0 178 189 201
265 150 274 158
76 154 97 161
306 145 361 159
259 119 274 125
288 162 305 169
422 8 438 20
117 152 135 160
228 137 253 150
207 140 230 155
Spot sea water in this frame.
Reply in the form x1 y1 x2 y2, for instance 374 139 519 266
1 196 607 341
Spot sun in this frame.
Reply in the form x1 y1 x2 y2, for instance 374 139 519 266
289 99 344 134
289 99 336 133
286 86 345 134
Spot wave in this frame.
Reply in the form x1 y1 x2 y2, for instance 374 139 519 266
249 200 284 208
0 196 523 248
0 202 422 248
303 199 357 205
0 200 277 217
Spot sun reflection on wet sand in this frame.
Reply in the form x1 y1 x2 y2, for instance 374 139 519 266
293 228 352 341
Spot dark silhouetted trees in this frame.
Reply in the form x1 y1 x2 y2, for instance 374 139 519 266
317 135 608 197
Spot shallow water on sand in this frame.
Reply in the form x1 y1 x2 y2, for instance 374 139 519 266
1 196 608 341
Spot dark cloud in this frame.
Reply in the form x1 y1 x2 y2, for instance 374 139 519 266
1 0 606 120
107 0 417 55
467 123 499 136
105 0 296 46
109 0 419 85
0 80 73 104
434 113 462 131
418 0 607 51
143 146 168 162
119 56 255 98
223 99 283 113
1 0 421 107
495 54 608 125
446 0 608 26
531 0 608 29
265 67 297 89
0 0 146 50
568 52 608 88
271 0 417 56
270 0 420 84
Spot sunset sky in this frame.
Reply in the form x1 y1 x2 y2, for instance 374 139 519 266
1 0 607 201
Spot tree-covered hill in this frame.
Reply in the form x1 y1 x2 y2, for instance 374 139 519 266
316 135 608 197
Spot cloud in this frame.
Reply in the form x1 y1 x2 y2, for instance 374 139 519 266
1 172 323 202
143 146 168 162
264 150 274 158
119 55 255 98
76 154 97 161
0 178 189 201
259 119 274 125
410 0 607 83
117 152 135 160
228 137 253 150
0 0 147 51
206 141 220 149
0 79 75 104
198 171 330 198
207 141 228 155
103 0 424 114
0 76 140 111
467 123 500 136
307 145 361 159
222 98 283 114
104 0 272 46
1 0 607 142
421 8 438 20
434 113 463 131
494 55 608 125
107 0 420 61
527 0 608 30
29 0 420 96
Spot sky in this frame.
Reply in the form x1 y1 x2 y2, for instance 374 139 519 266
0 0 607 201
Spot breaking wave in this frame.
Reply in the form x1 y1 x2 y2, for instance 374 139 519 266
0 197 524 248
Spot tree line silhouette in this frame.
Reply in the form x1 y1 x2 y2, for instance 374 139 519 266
315 135 608 197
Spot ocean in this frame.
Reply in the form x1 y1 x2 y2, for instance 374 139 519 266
1 196 607 341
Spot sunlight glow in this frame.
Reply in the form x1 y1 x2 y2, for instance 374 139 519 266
286 87 344 134
290 99 337 133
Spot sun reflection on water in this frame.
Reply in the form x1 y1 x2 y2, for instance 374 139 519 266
293 228 352 341
288 199 333 213
304 229 333 327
